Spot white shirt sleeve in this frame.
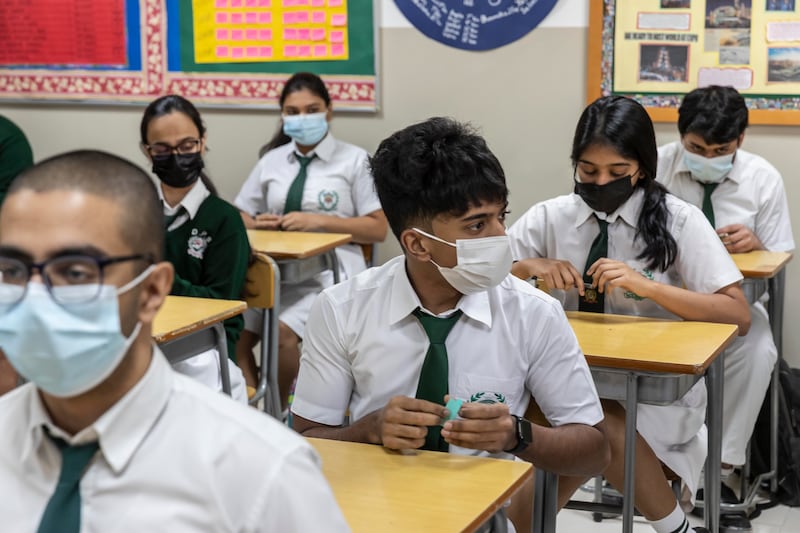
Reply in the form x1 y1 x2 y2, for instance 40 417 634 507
348 150 383 216
292 292 354 426
755 168 795 252
250 445 351 532
508 203 549 261
234 159 268 215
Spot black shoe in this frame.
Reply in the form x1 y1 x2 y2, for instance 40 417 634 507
720 512 752 532
690 483 740 518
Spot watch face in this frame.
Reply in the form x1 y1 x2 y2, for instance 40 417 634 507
520 418 533 443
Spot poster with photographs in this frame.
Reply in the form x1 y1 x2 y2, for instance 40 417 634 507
592 0 800 123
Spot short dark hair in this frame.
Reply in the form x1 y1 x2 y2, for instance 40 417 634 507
678 86 748 144
8 150 164 261
369 117 508 240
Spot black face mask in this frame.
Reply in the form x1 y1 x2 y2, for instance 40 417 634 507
574 175 635 214
152 153 204 188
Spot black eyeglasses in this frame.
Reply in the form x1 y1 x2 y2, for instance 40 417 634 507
0 254 154 306
144 139 201 157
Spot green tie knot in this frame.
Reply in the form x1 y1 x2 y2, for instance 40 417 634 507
412 308 463 344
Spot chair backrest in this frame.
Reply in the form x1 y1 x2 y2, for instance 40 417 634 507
360 243 376 267
245 252 277 309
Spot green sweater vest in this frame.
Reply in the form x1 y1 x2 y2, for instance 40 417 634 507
165 195 250 361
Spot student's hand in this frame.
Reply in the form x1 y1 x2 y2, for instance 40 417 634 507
254 213 283 230
441 400 516 454
280 212 323 232
511 258 585 295
587 258 654 298
376 396 448 450
717 224 764 253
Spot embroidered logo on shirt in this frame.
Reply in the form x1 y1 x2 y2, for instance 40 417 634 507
317 190 339 211
187 229 212 259
623 268 653 300
469 391 507 404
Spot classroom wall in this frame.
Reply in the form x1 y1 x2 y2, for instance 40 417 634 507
2 0 798 366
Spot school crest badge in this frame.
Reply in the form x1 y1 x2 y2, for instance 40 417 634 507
187 228 212 259
317 189 339 211
469 391 507 404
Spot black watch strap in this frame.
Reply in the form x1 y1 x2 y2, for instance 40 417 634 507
504 415 532 454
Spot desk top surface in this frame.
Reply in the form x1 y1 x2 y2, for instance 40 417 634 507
731 250 792 278
308 437 532 533
247 230 352 259
567 311 739 375
152 296 246 343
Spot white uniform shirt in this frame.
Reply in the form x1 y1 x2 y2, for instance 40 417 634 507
292 256 604 458
234 133 382 278
507 188 743 317
656 142 795 253
0 348 349 532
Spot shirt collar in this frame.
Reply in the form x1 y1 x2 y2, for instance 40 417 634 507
673 143 743 185
573 187 644 229
387 258 493 328
21 346 174 475
158 179 210 220
287 132 335 164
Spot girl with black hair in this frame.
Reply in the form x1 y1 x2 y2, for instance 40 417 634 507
508 96 750 533
140 94 250 403
233 72 387 410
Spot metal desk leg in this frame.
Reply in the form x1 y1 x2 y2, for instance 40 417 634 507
767 270 785 493
705 355 724 533
533 469 558 533
326 250 341 284
213 322 232 395
623 373 639 533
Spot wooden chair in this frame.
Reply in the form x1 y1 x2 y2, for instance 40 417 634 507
360 243 376 268
244 252 282 418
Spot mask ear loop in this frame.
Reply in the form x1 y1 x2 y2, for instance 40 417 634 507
117 264 156 296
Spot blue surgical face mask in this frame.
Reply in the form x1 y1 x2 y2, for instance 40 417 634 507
282 112 329 146
0 266 154 398
683 150 734 184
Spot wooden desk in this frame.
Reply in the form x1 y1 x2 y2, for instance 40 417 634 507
560 312 739 533
247 230 352 283
309 437 532 533
730 250 792 279
153 296 247 395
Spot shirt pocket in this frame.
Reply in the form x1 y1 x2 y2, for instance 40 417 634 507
453 373 525 414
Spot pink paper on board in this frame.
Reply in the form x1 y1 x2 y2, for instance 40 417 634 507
258 11 272 22
283 0 296 6
216 12 228 23
231 0 242 6
313 44 327 56
331 14 346 26
246 29 258 40
284 45 298 56
294 10 309 23
331 43 344 55
260 46 273 57
312 11 325 23
328 0 342 6
216 29 229 40
284 28 297 40
296 0 309 4
297 28 310 40
215 0 227 7
246 46 259 57
231 13 243 23
329 31 344 43
283 12 297 23
232 47 244 58
311 0 325 6
259 29 272 40
258 0 271 5
245 0 257 6
311 28 326 40
298 45 311 56
231 29 243 40
245 12 257 23
216 46 229 57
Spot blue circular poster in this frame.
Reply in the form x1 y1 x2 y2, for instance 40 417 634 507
394 0 560 51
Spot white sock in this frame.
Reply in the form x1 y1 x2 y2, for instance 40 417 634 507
650 501 689 533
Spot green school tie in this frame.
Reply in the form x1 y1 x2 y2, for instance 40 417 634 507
284 154 316 213
164 206 186 230
37 437 99 533
579 217 608 314
412 307 463 452
702 182 719 228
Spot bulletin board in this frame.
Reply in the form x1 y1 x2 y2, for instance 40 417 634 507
588 0 800 125
0 0 378 110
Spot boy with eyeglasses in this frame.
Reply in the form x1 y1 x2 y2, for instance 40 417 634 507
657 85 795 528
0 150 348 532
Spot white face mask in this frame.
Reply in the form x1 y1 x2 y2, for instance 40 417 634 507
0 265 154 398
413 228 513 295
683 149 734 184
